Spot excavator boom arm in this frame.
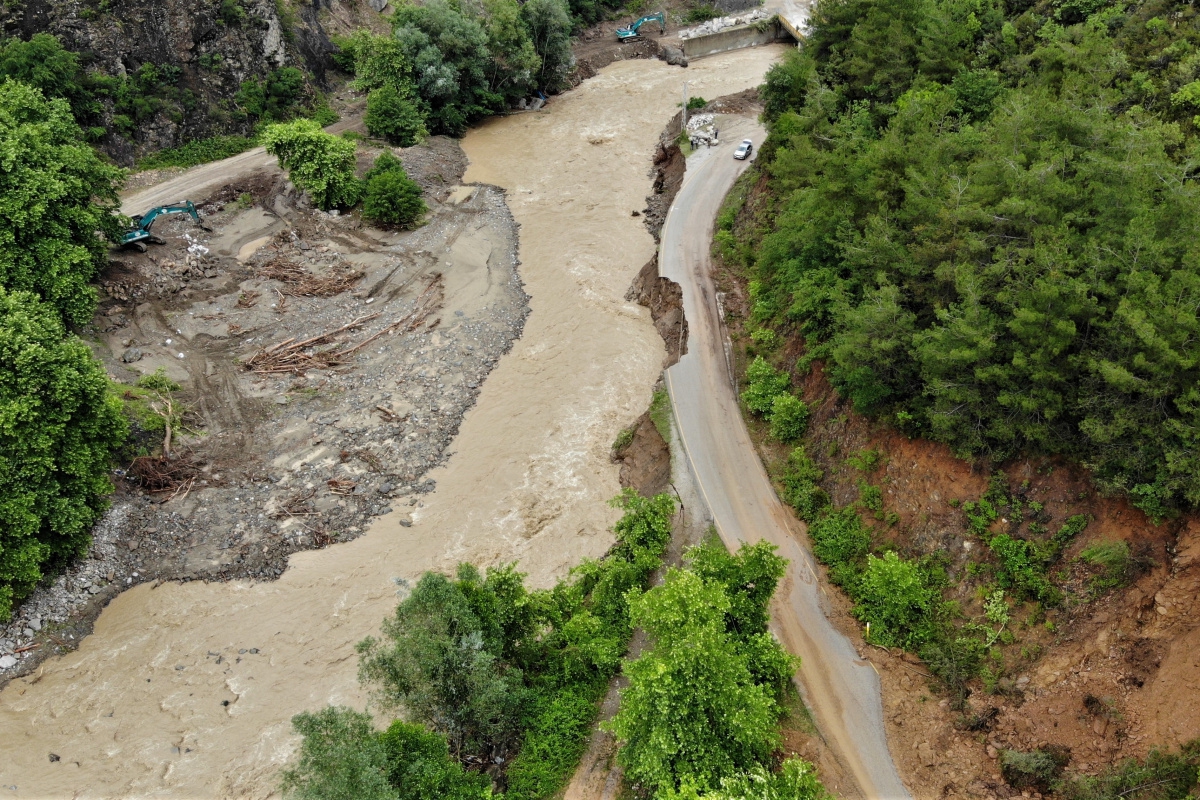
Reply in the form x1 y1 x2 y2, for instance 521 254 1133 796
617 11 664 38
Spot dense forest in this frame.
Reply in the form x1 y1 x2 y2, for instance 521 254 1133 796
749 0 1200 519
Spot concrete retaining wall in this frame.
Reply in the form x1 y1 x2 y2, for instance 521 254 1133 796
680 20 793 59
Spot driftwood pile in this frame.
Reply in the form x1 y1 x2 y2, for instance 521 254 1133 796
243 274 443 376
257 257 364 298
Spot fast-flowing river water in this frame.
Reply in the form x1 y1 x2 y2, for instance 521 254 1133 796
0 45 784 797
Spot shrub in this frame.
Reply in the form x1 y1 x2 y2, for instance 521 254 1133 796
768 393 809 442
780 446 828 521
0 79 126 325
1079 541 1131 595
361 156 427 227
0 289 127 621
504 683 603 800
136 134 258 170
807 507 870 578
854 551 938 649
235 66 307 122
262 119 361 210
741 356 790 415
365 86 427 146
999 747 1070 793
378 720 490 800
1057 741 1200 800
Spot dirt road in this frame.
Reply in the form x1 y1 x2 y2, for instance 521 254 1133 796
0 48 785 797
659 124 912 800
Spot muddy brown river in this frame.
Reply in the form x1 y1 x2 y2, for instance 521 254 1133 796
0 46 784 797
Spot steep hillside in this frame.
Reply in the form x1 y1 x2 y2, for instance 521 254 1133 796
716 0 1200 791
0 0 385 162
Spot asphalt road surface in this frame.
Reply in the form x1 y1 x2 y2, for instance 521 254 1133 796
658 120 912 800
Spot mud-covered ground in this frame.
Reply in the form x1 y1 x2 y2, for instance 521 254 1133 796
0 138 529 678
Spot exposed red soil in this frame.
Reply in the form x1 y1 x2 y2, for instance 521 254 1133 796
712 171 1200 799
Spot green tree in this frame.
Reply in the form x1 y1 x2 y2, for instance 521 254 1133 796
0 288 127 620
262 119 361 211
607 570 781 794
0 34 90 117
366 86 428 146
0 79 126 325
520 0 573 91
393 0 497 136
340 31 419 96
281 707 396 800
480 0 539 102
356 567 529 757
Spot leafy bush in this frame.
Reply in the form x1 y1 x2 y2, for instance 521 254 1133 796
0 79 126 325
136 134 258 170
219 0 246 25
365 86 427 146
0 288 127 622
262 119 361 210
807 507 870 583
661 758 834 800
741 356 790 416
504 683 603 800
780 446 828 521
769 393 809 442
361 153 427 227
378 720 491 800
854 551 938 648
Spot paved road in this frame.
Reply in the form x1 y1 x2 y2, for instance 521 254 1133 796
658 121 912 800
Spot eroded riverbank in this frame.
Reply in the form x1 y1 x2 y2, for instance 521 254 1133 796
0 45 785 797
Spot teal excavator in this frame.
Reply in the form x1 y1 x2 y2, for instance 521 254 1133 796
616 11 665 40
120 200 211 252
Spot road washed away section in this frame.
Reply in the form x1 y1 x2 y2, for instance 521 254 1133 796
0 46 785 798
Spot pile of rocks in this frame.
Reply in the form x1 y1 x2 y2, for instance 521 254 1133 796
678 9 771 39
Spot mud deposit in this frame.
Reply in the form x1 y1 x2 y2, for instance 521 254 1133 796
0 139 526 676
0 46 783 797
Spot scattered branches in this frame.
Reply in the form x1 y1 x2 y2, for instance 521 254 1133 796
257 257 363 298
242 274 444 376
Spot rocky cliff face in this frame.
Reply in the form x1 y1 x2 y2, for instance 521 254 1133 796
1 0 380 161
